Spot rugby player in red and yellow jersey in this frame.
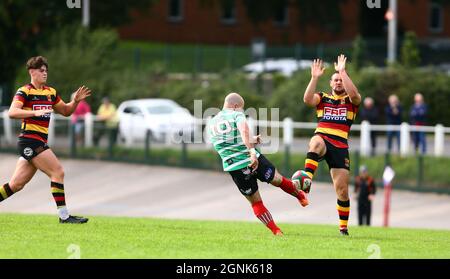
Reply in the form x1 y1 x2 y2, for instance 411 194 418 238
296 55 361 236
0 56 91 224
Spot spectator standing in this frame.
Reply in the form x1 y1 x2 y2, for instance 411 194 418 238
94 97 119 146
385 94 402 153
410 93 427 154
359 97 379 156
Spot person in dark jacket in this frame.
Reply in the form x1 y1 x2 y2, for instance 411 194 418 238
359 97 379 156
410 93 427 154
385 94 402 153
354 165 376 226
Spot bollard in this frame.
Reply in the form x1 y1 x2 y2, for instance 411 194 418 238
2 110 13 145
85 112 93 147
360 121 371 157
400 122 410 157
48 113 55 147
434 124 444 157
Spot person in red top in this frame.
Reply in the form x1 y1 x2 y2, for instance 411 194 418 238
0 56 91 224
295 55 361 235
71 93 91 146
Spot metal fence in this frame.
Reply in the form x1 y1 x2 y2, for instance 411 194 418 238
118 40 450 73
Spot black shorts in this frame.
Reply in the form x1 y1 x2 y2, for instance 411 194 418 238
17 138 49 161
228 154 276 196
320 139 350 170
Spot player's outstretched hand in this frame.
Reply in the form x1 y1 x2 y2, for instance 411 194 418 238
73 86 92 102
311 59 325 79
334 54 347 72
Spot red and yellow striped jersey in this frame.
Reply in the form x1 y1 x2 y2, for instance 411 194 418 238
13 83 62 143
314 92 359 148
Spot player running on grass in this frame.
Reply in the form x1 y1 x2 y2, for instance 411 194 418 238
0 56 91 224
208 93 309 236
293 54 361 235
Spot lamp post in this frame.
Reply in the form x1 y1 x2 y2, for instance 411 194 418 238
386 0 398 63
82 0 90 27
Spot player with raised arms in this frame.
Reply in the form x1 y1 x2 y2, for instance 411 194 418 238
293 54 361 235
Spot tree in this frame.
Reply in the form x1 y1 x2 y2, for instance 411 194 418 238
401 31 421 68
351 35 368 70
0 0 156 106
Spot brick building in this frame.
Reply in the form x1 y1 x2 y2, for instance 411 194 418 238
118 0 450 45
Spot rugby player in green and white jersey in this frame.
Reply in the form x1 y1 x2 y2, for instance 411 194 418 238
208 93 309 236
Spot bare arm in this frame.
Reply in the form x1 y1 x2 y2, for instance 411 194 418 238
8 101 52 119
53 86 91 117
335 55 361 105
237 119 258 171
237 121 255 149
304 59 324 107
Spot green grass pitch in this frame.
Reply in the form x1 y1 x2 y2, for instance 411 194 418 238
0 214 449 259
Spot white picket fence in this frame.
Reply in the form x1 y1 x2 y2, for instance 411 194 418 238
247 117 448 157
1 110 449 157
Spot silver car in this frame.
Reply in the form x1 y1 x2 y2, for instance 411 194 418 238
117 98 198 143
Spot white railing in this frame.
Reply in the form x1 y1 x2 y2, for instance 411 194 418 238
198 117 448 157
1 111 449 157
0 111 100 148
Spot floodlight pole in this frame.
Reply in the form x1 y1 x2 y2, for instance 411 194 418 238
387 0 397 63
82 0 90 27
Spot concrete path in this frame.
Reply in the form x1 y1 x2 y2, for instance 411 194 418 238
1 154 449 230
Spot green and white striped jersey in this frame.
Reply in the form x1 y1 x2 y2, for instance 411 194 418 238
208 109 260 172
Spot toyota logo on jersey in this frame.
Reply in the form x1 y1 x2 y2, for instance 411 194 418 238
33 104 52 118
323 107 347 121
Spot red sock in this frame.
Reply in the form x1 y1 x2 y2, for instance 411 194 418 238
279 177 298 197
252 201 280 234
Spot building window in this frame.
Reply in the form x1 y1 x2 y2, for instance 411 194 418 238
429 2 443 33
273 1 288 26
168 0 183 22
221 0 236 24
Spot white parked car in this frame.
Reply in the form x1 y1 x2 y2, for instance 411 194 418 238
117 98 198 142
243 58 317 77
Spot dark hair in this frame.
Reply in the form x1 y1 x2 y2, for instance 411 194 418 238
26 56 48 70
330 70 349 80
